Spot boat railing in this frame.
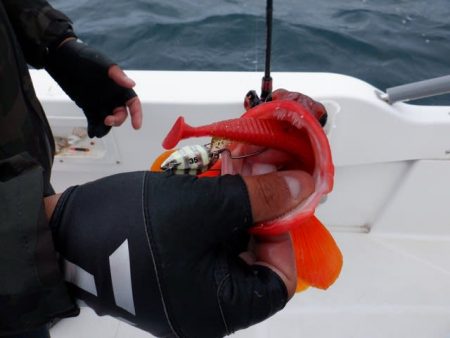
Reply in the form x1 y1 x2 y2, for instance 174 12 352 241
379 74 450 104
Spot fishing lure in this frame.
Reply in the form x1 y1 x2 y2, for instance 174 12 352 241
159 138 267 175
160 144 219 175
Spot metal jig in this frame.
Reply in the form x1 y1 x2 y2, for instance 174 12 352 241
161 140 268 175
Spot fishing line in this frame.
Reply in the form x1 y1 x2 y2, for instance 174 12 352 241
244 0 273 107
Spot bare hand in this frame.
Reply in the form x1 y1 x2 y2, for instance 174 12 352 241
105 65 143 130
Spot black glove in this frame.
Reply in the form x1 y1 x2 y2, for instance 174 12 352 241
49 172 288 338
45 39 137 138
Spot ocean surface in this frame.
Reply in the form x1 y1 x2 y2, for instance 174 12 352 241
51 0 450 104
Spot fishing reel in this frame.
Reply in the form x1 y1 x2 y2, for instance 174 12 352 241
244 90 267 110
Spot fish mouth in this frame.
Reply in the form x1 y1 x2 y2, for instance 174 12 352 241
219 142 318 231
220 144 292 176
160 99 334 235
218 103 334 236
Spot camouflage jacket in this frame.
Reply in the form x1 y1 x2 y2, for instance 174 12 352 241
0 0 75 196
0 1 79 334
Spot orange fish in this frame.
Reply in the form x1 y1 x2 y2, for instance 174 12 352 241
151 89 343 292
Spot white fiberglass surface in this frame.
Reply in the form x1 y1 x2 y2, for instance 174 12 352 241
51 233 450 338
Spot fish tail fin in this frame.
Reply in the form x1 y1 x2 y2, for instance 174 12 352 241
291 216 343 290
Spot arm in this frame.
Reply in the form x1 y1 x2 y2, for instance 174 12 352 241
2 0 76 68
4 0 142 137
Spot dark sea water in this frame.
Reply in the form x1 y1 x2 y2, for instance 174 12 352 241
51 0 450 104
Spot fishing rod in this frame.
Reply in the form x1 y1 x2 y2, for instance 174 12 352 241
245 0 274 108
260 0 273 101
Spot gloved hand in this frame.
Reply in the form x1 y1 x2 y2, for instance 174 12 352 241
47 170 313 338
45 39 142 138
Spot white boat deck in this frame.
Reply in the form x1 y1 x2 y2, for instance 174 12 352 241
50 232 450 338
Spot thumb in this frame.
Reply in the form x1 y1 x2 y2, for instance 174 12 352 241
108 65 136 88
242 170 314 223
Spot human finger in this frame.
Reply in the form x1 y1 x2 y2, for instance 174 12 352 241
126 96 143 129
104 107 127 127
238 232 297 299
242 170 314 223
217 254 289 334
140 170 313 251
251 233 297 298
108 65 135 88
141 173 253 250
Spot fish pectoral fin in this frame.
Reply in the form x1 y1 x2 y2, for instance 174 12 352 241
291 216 343 290
296 278 310 293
